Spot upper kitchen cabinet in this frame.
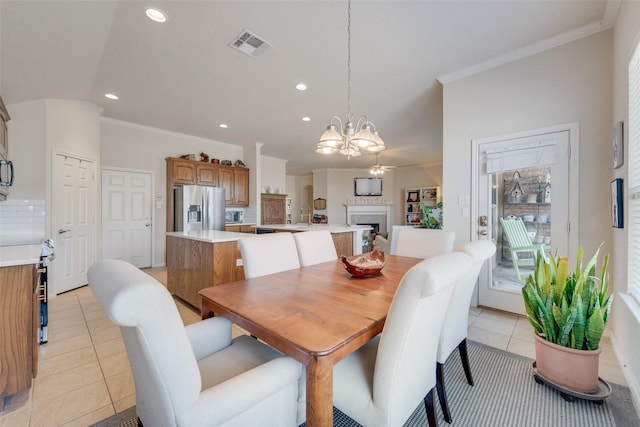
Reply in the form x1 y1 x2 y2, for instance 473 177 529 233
219 166 249 207
167 158 196 185
166 157 222 187
196 163 218 186
165 158 249 231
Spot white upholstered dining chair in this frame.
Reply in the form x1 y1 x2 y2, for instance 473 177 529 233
88 259 301 427
292 230 338 266
238 232 300 278
436 239 496 423
392 227 456 259
387 224 415 255
329 251 473 427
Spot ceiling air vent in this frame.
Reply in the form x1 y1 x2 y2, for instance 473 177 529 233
228 29 272 59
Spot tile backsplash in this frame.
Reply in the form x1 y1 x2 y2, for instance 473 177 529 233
0 199 46 246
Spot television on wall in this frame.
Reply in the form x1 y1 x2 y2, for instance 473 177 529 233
354 178 383 196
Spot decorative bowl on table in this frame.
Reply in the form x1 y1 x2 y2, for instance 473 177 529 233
341 246 386 277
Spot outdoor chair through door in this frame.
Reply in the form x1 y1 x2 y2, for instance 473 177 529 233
499 217 548 281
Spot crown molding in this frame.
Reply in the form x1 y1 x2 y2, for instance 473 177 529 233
437 0 620 85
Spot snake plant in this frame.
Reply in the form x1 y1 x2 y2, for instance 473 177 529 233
522 246 613 350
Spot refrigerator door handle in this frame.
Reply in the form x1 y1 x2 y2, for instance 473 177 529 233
202 189 210 230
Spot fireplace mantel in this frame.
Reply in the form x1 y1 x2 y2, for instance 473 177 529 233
345 204 392 233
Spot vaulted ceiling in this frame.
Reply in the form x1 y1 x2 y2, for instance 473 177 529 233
0 1 614 174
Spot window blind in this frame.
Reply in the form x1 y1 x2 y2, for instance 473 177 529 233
485 139 557 174
628 40 640 304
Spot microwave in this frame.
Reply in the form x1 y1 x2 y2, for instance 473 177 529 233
225 209 244 224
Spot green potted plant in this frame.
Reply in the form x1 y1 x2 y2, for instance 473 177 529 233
421 202 443 229
521 245 613 393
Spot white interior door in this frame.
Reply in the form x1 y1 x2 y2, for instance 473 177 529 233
101 169 152 267
473 127 577 314
53 154 96 294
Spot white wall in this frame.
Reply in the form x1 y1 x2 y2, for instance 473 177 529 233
611 0 640 407
286 174 312 224
100 118 244 266
322 169 394 225
443 30 612 252
7 99 102 238
260 155 287 195
5 101 48 199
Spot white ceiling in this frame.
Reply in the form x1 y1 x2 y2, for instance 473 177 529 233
0 1 614 175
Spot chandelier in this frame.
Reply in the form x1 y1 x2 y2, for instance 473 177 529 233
316 0 385 159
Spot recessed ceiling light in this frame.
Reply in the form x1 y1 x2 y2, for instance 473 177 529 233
104 93 119 100
219 124 228 129
145 8 167 23
302 117 311 122
296 83 307 91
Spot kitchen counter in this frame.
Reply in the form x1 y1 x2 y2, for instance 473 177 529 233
0 244 41 267
165 230 248 243
255 224 369 256
255 223 371 233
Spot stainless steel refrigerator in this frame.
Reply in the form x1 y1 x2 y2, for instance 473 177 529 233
174 185 226 232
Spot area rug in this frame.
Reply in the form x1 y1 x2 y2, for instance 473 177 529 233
91 341 639 427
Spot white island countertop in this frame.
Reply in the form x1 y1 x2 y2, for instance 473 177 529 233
0 244 42 267
166 230 250 243
166 224 371 244
254 224 371 233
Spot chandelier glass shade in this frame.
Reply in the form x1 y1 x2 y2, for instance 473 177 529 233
316 0 386 159
316 116 386 157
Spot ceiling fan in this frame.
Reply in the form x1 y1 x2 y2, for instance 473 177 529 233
369 154 397 176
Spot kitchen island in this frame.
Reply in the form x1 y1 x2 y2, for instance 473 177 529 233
166 230 248 309
166 225 370 311
254 224 371 256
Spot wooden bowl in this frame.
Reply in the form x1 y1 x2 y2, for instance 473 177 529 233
341 247 385 277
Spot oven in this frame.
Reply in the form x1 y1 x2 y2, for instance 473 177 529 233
37 239 55 344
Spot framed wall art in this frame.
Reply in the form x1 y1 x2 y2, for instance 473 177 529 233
407 191 419 202
613 121 624 169
611 178 623 228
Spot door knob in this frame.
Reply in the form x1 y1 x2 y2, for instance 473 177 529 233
145 223 151 227
58 228 71 234
479 230 488 236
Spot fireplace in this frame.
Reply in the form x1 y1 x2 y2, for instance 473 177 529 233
357 223 379 234
345 203 392 233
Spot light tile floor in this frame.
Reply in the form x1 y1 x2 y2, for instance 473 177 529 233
0 267 628 426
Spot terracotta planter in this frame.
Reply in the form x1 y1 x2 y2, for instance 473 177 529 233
534 333 601 393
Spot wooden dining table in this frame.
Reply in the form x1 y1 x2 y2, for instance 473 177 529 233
199 254 422 427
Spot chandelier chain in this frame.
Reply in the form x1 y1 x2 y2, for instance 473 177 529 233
347 0 351 120
315 0 385 159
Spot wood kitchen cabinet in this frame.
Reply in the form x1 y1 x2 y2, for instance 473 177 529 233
169 158 196 185
218 166 249 207
261 194 287 224
0 264 38 402
196 163 218 186
225 225 255 233
166 236 245 309
165 157 249 232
